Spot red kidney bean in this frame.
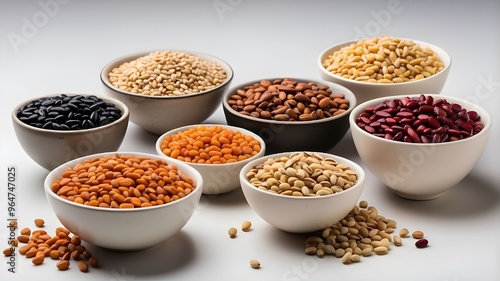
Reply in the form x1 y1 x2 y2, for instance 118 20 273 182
415 239 428 248
355 94 484 143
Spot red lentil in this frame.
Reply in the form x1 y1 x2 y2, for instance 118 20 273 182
160 125 261 164
51 154 196 208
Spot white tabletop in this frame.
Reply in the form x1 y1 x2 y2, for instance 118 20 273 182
1 1 499 280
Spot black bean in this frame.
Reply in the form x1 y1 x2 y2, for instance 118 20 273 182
89 101 105 111
90 111 100 124
16 94 122 131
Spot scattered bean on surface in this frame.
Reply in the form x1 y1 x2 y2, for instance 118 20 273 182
250 259 261 269
241 221 252 232
16 94 122 130
322 35 445 83
108 51 227 96
228 227 237 238
415 239 429 248
8 219 99 273
51 154 196 208
34 218 45 227
304 200 429 264
399 228 409 238
355 94 483 142
227 78 350 121
160 125 261 164
412 230 425 239
246 152 358 196
393 235 403 246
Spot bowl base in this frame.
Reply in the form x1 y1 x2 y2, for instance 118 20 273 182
391 189 445 201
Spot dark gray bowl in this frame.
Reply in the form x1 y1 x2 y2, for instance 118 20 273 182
222 78 356 154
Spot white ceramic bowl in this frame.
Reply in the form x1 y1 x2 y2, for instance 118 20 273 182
240 152 365 233
222 77 357 154
44 151 203 251
100 50 234 135
349 94 491 200
318 38 451 105
156 124 266 195
12 94 129 170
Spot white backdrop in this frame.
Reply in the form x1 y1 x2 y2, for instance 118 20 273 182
1 1 499 280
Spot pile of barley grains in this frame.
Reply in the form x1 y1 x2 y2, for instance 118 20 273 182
322 35 444 83
108 51 227 96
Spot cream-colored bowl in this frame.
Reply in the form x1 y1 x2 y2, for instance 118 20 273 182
318 38 451 105
12 94 129 170
240 152 365 233
156 124 266 195
349 94 491 200
100 50 233 135
44 151 203 251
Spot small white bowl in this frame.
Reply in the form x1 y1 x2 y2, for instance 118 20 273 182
349 94 491 200
44 151 203 251
240 152 365 233
156 124 266 195
12 94 129 170
100 50 234 135
318 38 451 105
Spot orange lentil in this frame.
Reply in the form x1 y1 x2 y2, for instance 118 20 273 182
50 154 196 209
160 125 261 164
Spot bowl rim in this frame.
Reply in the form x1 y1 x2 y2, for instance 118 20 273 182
317 37 452 86
100 49 234 99
11 93 130 134
221 77 357 125
44 151 203 212
239 151 365 200
349 93 492 146
155 123 267 167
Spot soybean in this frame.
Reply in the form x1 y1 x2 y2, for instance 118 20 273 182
228 227 237 238
241 221 252 232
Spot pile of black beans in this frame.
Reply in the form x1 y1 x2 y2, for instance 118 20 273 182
16 94 122 130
